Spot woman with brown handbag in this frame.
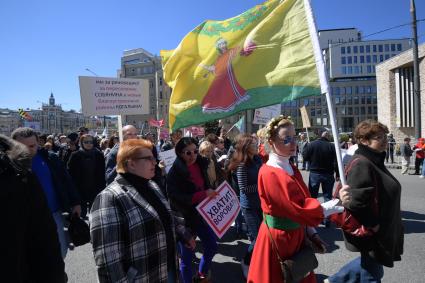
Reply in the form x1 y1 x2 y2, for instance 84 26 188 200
247 116 343 283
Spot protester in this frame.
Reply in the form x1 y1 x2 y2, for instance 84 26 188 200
67 134 106 218
400 137 413 175
99 138 108 154
303 130 338 227
167 137 219 283
199 140 224 188
327 120 403 282
161 129 182 152
413 138 424 175
386 133 396 163
12 127 81 258
298 133 309 170
61 132 79 165
0 134 66 283
227 134 263 278
105 125 138 185
90 139 194 282
247 115 342 283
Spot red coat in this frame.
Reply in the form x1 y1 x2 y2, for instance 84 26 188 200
247 165 324 283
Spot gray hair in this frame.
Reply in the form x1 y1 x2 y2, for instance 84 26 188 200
11 127 38 141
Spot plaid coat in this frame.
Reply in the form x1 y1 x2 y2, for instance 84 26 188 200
90 175 182 283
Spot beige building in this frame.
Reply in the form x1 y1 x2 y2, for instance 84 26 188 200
376 43 425 142
0 109 21 136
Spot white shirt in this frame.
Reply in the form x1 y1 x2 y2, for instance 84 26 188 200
266 152 294 176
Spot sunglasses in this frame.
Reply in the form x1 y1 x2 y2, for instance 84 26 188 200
183 149 199 156
134 156 157 162
276 136 298 145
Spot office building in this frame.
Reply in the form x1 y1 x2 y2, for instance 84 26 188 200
282 28 411 134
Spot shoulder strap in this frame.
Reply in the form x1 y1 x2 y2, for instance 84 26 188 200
263 213 284 264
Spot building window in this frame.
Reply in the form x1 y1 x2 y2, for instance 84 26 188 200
385 44 389 52
391 44 396 51
334 87 340 95
347 96 352 104
341 57 346 64
159 77 163 86
366 86 372 94
380 55 384 62
359 86 365 94
361 96 366 104
366 45 370 53
309 98 315 106
347 46 351 54
373 106 377 114
341 96 346 105
342 66 347 74
341 87 346 95
310 108 315 117
372 85 377 93
346 86 352 95
353 56 357 64
372 55 377 63
347 56 352 64
359 45 364 53
317 108 321 115
361 107 366 115
348 107 353 115
347 66 353 74
360 55 365 63
304 98 309 106
373 45 377 52
317 97 321 104
159 91 163 99
366 55 371 63
341 47 346 54
397 44 402 51
335 97 340 104
316 118 322 125
385 54 390 60
354 107 359 115
367 65 372 73
353 46 358 53
367 96 372 104
378 45 383 52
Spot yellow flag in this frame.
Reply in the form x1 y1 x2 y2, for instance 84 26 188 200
162 0 327 131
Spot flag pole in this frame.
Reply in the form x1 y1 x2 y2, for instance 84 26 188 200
304 0 346 185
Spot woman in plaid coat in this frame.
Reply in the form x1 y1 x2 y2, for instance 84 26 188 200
90 139 194 283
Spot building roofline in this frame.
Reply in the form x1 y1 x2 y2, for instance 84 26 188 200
122 48 155 58
318 28 357 32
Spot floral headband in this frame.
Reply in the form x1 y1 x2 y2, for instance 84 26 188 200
263 115 292 140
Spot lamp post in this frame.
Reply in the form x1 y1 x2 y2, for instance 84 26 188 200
85 68 107 129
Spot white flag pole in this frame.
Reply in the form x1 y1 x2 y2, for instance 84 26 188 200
304 0 346 185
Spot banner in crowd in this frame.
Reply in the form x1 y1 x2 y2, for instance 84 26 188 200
18 108 33 121
300 105 311 128
196 181 241 238
253 104 281 125
149 118 164 128
158 149 176 173
23 121 40 131
185 126 205 137
161 0 327 131
79 76 149 116
159 128 170 139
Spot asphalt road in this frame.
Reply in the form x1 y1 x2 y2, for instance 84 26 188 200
65 168 425 283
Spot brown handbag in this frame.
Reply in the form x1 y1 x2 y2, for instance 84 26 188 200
264 221 318 283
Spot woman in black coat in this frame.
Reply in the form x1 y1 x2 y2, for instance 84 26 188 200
166 137 218 283
328 120 403 283
67 134 106 218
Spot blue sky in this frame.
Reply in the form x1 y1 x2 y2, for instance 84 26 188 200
1 0 424 112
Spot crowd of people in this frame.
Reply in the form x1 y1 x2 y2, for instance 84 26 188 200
1 116 416 282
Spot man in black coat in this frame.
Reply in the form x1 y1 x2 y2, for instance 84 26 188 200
12 127 81 258
0 134 66 283
303 131 338 226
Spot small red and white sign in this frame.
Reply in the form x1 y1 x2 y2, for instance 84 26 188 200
196 181 240 238
149 118 164 128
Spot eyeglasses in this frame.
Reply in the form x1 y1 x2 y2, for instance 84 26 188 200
275 136 298 145
134 156 157 162
183 149 199 156
83 141 93 144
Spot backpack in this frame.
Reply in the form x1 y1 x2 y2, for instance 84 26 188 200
329 156 378 238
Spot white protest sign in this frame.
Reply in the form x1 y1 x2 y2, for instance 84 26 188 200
79 76 149 116
196 181 240 238
158 149 177 173
253 104 281 125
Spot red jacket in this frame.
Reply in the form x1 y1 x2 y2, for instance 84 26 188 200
414 139 425 159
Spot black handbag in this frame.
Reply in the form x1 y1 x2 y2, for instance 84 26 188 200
265 220 318 283
68 215 90 247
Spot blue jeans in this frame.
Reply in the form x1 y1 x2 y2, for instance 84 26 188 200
328 254 384 283
308 172 335 202
422 161 425 176
240 191 262 264
178 221 218 283
234 209 245 234
52 211 68 258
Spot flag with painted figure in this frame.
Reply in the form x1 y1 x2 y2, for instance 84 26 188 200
18 108 33 121
161 0 327 131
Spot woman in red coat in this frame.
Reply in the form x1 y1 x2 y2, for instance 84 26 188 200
247 116 343 283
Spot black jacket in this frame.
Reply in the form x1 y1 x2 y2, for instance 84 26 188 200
0 135 66 283
105 143 119 185
38 148 81 212
67 148 106 202
344 144 404 267
166 156 211 230
303 137 337 175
